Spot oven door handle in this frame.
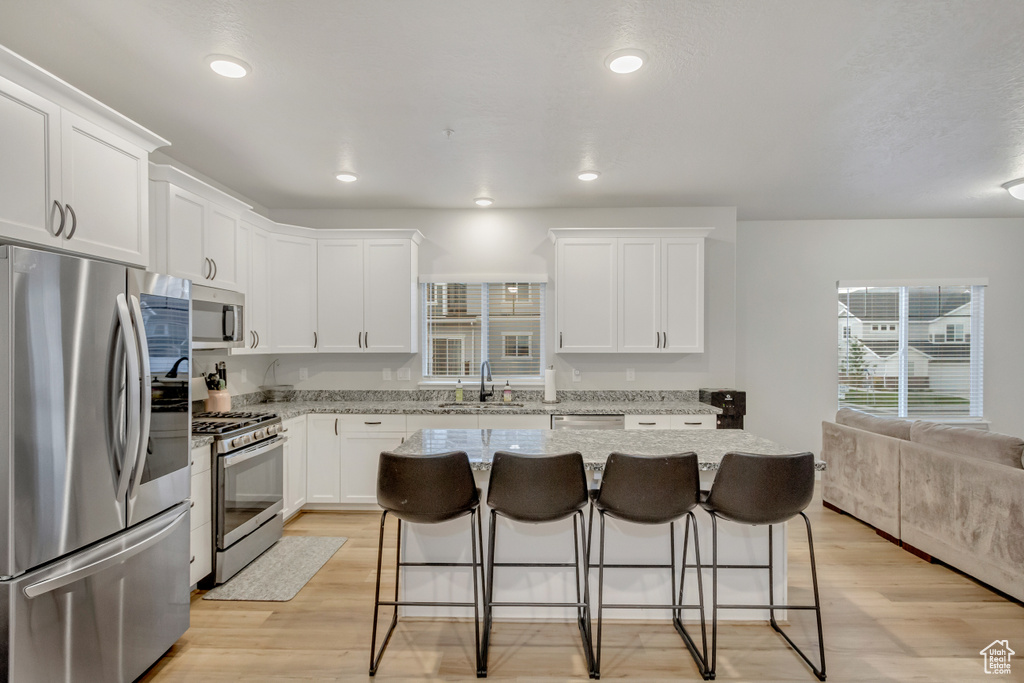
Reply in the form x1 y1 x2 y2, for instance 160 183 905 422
222 436 285 469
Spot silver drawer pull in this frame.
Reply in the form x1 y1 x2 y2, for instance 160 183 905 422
684 421 702 425
364 421 382 425
639 422 656 426
190 500 195 508
190 555 195 564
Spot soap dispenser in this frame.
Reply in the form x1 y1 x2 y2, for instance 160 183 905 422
502 380 512 402
455 379 463 402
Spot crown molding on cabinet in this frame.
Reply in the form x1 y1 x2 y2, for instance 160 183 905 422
547 227 715 243
0 45 169 152
150 164 253 214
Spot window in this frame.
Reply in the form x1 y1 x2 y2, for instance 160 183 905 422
422 282 545 380
838 283 984 418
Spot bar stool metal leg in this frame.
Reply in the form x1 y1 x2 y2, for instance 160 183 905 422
369 512 402 676
674 511 709 679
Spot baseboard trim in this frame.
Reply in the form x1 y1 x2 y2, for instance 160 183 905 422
901 541 934 563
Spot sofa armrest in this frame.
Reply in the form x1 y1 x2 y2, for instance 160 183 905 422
901 442 1024 602
821 421 901 539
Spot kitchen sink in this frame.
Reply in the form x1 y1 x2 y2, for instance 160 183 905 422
437 402 525 409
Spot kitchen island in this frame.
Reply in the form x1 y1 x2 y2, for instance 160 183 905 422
393 429 823 622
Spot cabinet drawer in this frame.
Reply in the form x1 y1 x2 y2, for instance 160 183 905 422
190 467 212 531
625 415 672 430
190 445 211 475
478 414 551 430
406 414 479 431
670 414 717 429
336 414 407 432
189 521 212 586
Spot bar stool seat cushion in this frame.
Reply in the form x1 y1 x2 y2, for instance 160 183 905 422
487 451 588 523
377 450 479 524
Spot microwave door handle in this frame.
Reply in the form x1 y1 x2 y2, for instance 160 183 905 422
114 294 141 501
223 306 235 340
22 508 188 599
128 295 152 498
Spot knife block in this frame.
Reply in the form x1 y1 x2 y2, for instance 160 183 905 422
205 390 231 413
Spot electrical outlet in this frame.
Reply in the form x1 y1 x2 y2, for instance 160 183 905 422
382 368 393 381
572 368 581 383
626 368 635 382
397 368 411 381
298 367 308 381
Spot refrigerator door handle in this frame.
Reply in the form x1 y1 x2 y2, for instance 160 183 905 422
22 508 189 599
128 295 152 498
115 293 141 501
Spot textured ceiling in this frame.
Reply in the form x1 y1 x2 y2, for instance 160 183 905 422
2 0 1024 219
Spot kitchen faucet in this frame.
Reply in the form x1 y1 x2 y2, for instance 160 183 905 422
479 360 494 402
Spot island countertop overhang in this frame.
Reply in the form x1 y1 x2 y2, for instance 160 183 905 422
394 428 826 471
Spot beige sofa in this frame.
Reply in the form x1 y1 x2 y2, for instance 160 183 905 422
822 408 1024 602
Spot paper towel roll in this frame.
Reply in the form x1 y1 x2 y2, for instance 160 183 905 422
544 368 557 402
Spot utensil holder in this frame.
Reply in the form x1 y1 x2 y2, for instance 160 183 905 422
205 390 231 413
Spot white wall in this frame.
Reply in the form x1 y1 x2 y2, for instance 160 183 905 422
239 206 738 393
736 218 1024 451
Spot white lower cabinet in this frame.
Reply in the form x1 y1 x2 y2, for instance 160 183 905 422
306 414 405 506
339 432 404 504
189 445 213 587
282 416 307 519
625 414 716 430
306 415 342 504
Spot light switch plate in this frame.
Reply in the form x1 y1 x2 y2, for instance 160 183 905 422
397 368 411 381
626 368 635 381
572 368 581 383
298 367 309 381
382 368 393 381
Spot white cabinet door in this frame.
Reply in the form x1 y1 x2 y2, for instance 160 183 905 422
282 416 307 518
339 432 403 505
556 237 617 353
204 203 241 291
58 111 148 266
0 75 61 248
306 415 341 503
363 239 416 352
661 238 704 353
270 233 318 352
618 238 661 352
163 184 207 283
248 226 272 352
316 239 363 351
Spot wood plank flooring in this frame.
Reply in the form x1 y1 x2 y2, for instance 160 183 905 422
141 487 1024 681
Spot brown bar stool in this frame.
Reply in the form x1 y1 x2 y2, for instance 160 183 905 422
370 450 485 677
701 451 826 681
481 450 595 678
588 451 709 679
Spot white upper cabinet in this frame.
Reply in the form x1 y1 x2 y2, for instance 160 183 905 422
317 237 419 353
550 228 711 354
555 237 618 352
150 165 248 292
247 226 272 352
0 59 165 267
270 233 318 353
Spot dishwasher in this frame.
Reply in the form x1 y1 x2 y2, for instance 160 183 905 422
550 414 625 430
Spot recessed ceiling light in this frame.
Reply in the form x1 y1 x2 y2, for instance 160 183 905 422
1002 178 1024 200
206 54 251 79
605 49 647 74
578 171 601 181
474 197 494 207
335 172 358 183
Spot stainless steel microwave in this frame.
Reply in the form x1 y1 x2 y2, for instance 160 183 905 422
192 283 244 349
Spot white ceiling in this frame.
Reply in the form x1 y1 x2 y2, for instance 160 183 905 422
2 0 1024 219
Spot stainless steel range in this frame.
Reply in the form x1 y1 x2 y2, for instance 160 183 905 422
193 411 285 584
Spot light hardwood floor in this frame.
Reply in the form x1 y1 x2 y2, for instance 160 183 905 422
142 488 1024 682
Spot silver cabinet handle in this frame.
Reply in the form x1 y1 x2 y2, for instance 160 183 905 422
254 331 260 348
64 204 77 239
211 259 218 280
190 500 196 509
204 258 211 279
364 331 368 348
190 555 196 564
684 421 702 426
53 200 66 237
357 331 362 348
314 331 318 348
559 332 563 348
334 418 338 436
639 422 656 426
23 508 188 599
364 421 381 425
656 332 661 349
663 332 668 348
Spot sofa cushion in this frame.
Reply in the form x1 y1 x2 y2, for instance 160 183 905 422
835 408 912 440
910 421 1024 470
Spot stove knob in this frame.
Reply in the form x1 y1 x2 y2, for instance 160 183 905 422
231 436 242 448
271 424 282 435
254 428 266 440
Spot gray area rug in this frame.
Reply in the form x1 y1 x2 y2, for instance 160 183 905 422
203 536 347 601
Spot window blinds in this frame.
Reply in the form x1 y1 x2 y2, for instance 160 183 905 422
423 282 545 380
837 284 984 418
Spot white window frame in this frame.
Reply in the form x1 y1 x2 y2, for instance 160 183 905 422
501 332 533 359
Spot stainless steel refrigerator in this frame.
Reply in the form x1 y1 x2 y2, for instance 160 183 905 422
0 245 192 682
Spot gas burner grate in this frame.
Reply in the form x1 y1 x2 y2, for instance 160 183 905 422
193 411 275 421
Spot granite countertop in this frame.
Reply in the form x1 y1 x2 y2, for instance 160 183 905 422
191 435 214 449
394 428 825 472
